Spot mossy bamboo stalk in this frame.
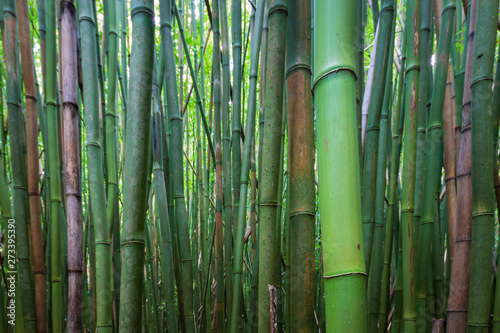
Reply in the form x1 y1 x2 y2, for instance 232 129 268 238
414 1 455 330
257 1 287 331
466 0 498 330
314 0 367 330
446 1 475 331
16 0 47 329
61 1 83 331
79 0 114 330
360 0 394 272
230 0 265 330
118 0 154 329
286 0 314 330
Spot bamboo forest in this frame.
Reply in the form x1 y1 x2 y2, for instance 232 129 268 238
3 0 500 331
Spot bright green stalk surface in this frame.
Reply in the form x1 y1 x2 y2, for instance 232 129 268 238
466 0 498 331
257 1 287 331
314 1 367 331
400 0 420 331
230 0 266 331
415 1 455 331
118 0 154 329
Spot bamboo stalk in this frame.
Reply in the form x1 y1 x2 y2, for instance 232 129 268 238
162 2 196 331
466 0 498 330
61 1 83 331
230 0 266 330
446 1 475 331
414 1 455 330
361 0 394 272
257 1 287 331
79 0 114 330
212 0 224 328
16 0 47 329
219 0 233 326
366 13 394 331
286 0 315 330
399 0 421 331
118 0 154 329
313 1 367 330
46 0 64 327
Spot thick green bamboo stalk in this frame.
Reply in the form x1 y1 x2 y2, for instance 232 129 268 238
446 2 475 331
162 2 196 331
61 1 83 331
466 0 498 331
366 18 394 331
286 0 315 330
16 0 47 330
257 1 287 331
399 0 420 331
219 0 233 325
414 1 455 331
230 0 266 331
118 0 154 329
313 1 367 331
360 0 394 272
46 0 63 328
79 0 114 330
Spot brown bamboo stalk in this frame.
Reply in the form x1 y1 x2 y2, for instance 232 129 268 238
16 0 47 330
446 1 476 331
443 69 457 261
61 2 83 331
